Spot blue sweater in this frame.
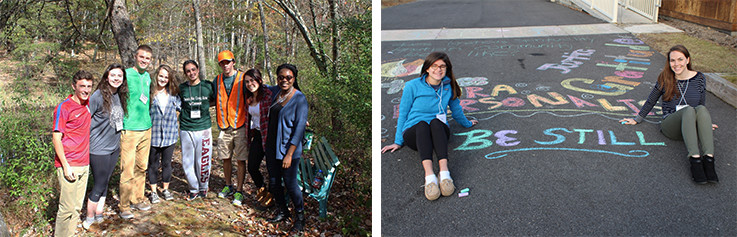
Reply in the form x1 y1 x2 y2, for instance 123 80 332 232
269 86 309 160
394 75 473 146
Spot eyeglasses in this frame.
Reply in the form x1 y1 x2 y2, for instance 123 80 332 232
429 64 447 71
277 75 294 81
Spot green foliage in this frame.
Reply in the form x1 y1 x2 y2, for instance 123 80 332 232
0 90 57 224
308 11 371 151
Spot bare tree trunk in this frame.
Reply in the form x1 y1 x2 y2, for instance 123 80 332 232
258 0 273 84
273 0 329 77
329 0 338 79
108 0 138 68
192 0 207 80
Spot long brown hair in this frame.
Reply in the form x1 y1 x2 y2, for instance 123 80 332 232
420 52 462 100
97 63 128 115
150 65 180 100
658 45 693 102
244 68 268 105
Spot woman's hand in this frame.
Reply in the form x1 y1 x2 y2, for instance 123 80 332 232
381 144 401 153
470 119 479 126
619 118 636 125
282 154 292 169
712 123 718 130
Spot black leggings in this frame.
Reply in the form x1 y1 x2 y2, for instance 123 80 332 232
403 119 450 161
89 149 120 202
247 129 266 188
147 145 174 185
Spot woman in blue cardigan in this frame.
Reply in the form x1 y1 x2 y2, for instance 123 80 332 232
382 52 478 201
265 63 308 231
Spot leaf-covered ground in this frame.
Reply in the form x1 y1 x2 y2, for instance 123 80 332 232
72 146 371 236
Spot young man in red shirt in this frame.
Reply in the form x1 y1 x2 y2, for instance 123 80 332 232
52 70 94 237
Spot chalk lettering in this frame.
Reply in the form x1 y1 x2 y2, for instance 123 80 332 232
454 130 494 150
534 128 572 145
495 130 521 147
537 49 596 74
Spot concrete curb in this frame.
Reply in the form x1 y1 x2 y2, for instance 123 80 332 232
704 73 737 109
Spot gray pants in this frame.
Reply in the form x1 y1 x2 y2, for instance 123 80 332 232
180 129 213 193
661 105 714 157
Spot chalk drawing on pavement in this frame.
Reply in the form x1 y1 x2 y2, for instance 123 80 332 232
536 49 596 74
484 148 649 159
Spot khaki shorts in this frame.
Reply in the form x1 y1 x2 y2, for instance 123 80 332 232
216 126 248 161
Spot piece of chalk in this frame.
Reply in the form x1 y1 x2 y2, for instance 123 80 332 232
460 188 470 193
458 192 469 197
621 121 627 124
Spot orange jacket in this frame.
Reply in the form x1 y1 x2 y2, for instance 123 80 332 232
215 71 246 129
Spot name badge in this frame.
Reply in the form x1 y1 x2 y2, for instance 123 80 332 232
191 110 201 119
436 113 447 124
140 94 148 104
676 105 688 111
115 120 123 132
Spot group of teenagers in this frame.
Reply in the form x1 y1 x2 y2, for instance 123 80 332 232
52 45 310 236
383 46 720 201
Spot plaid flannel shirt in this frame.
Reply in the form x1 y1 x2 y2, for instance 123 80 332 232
150 94 181 147
246 88 272 151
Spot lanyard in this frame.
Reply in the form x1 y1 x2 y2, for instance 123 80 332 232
677 80 689 105
435 83 443 115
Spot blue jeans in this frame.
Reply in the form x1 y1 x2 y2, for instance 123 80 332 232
266 154 304 212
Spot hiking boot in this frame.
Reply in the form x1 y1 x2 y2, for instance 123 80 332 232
267 209 290 223
218 185 235 198
232 191 244 206
162 189 174 201
150 192 161 204
292 210 305 231
119 210 134 220
439 179 455 196
424 182 440 201
131 202 151 211
186 192 199 201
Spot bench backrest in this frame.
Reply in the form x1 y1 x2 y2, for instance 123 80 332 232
299 136 340 195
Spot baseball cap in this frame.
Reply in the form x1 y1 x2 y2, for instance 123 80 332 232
217 50 234 62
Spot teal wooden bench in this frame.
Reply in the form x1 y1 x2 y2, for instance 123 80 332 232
298 136 341 218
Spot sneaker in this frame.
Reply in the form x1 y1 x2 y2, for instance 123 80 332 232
131 202 151 211
186 192 199 201
232 192 244 206
439 179 455 196
198 190 208 198
94 215 104 223
119 210 134 220
150 193 161 204
218 185 235 198
82 217 95 230
424 182 440 201
162 189 174 201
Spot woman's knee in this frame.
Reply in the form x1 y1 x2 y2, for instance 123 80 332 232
694 105 710 114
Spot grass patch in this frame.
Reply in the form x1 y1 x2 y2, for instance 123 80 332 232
721 73 737 85
382 0 417 8
636 33 737 75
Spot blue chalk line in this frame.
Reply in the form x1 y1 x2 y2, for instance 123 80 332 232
484 148 649 159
